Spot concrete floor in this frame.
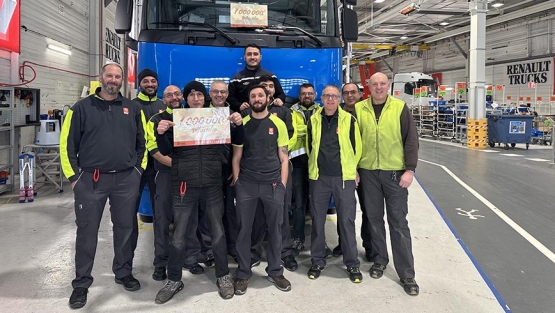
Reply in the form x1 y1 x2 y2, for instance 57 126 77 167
0 169 506 313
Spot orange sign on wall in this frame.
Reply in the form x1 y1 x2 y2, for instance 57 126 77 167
526 96 532 102
551 96 555 102
506 96 512 100
495 85 504 91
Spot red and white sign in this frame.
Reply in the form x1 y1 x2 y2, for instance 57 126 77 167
0 0 20 53
528 81 536 89
495 85 504 91
393 90 401 96
506 95 512 100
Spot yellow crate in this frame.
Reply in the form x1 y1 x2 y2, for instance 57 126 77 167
467 142 487 149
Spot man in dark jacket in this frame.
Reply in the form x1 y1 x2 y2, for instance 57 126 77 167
61 63 147 309
228 44 286 112
154 81 244 304
132 68 166 266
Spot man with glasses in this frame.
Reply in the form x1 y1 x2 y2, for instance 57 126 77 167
355 72 420 296
154 81 245 303
289 83 319 256
332 83 373 262
306 85 362 283
228 43 286 112
145 85 184 282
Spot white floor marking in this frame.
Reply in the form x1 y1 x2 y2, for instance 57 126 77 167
500 154 522 157
478 150 499 153
456 208 485 219
420 158 555 264
524 158 550 162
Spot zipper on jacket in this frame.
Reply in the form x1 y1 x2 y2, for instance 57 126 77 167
109 105 111 112
198 146 203 185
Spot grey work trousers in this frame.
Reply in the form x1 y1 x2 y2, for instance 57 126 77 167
309 175 359 268
152 170 173 268
72 168 141 288
235 179 286 279
359 169 415 279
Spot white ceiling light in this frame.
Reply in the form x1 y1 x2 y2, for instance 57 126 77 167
400 36 408 39
47 44 72 55
375 0 385 3
439 22 450 26
492 2 504 8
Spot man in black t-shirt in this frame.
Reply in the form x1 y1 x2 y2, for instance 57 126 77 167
231 85 292 296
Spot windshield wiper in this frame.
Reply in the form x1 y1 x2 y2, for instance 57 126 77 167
258 25 323 47
151 21 238 45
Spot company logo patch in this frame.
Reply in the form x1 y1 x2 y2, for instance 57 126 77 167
268 128 274 135
123 107 129 114
272 112 278 116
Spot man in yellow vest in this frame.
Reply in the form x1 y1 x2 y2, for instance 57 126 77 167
355 72 420 295
306 85 363 283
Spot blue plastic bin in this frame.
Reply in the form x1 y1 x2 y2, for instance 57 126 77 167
487 114 534 149
138 185 153 223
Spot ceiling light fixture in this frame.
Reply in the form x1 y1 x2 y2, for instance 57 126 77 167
375 0 385 3
492 2 504 8
400 3 419 16
47 44 72 55
439 22 449 26
400 36 408 39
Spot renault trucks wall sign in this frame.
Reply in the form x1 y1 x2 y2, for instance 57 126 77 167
0 0 20 53
506 57 554 94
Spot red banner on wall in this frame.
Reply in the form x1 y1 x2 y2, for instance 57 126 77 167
0 0 20 53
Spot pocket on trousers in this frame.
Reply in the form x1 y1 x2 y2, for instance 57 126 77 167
74 202 90 227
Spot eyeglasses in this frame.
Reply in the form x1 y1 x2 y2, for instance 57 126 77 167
210 89 228 95
342 90 358 96
300 92 315 96
164 91 182 98
321 94 340 100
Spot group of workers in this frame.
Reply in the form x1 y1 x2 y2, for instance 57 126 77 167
60 43 420 310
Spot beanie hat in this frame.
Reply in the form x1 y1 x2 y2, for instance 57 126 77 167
137 68 158 82
183 81 207 98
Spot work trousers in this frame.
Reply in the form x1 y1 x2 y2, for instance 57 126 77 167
72 168 140 288
235 179 285 279
222 165 238 255
132 165 156 253
152 170 173 267
167 185 229 281
291 165 309 242
359 169 415 279
251 163 293 261
337 180 373 254
309 175 359 268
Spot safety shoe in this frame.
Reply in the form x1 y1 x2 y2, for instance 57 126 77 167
68 287 88 309
268 275 291 292
291 238 305 256
348 267 363 283
155 280 184 304
369 263 386 279
152 267 167 281
234 278 249 295
204 254 215 268
216 274 234 299
115 274 141 291
281 255 299 272
332 245 343 257
400 278 419 296
250 258 261 268
183 263 204 275
307 264 324 280
325 244 333 258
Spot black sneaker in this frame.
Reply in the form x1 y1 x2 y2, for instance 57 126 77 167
348 267 363 283
400 278 419 296
68 287 88 309
204 254 215 268
307 264 324 280
369 263 386 279
268 275 291 292
234 278 249 295
115 274 141 291
152 267 167 281
281 255 298 272
332 245 342 257
250 258 261 268
229 253 238 263
183 263 204 275
155 280 184 304
325 244 333 258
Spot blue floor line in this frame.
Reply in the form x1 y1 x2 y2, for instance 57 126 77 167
415 176 512 313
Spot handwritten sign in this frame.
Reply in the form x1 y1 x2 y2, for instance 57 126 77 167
230 3 268 28
173 108 230 147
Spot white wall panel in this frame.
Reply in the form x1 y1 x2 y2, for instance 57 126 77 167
0 53 9 82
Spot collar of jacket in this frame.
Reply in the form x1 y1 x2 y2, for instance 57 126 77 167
244 65 261 73
209 102 230 108
137 92 158 102
320 107 339 117
93 87 123 102
292 102 319 112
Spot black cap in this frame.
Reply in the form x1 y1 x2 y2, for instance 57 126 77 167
183 81 207 98
137 68 158 83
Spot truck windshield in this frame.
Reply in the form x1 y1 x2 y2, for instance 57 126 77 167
144 0 337 36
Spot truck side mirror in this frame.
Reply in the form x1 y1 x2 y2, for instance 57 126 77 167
115 0 133 34
341 8 358 42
